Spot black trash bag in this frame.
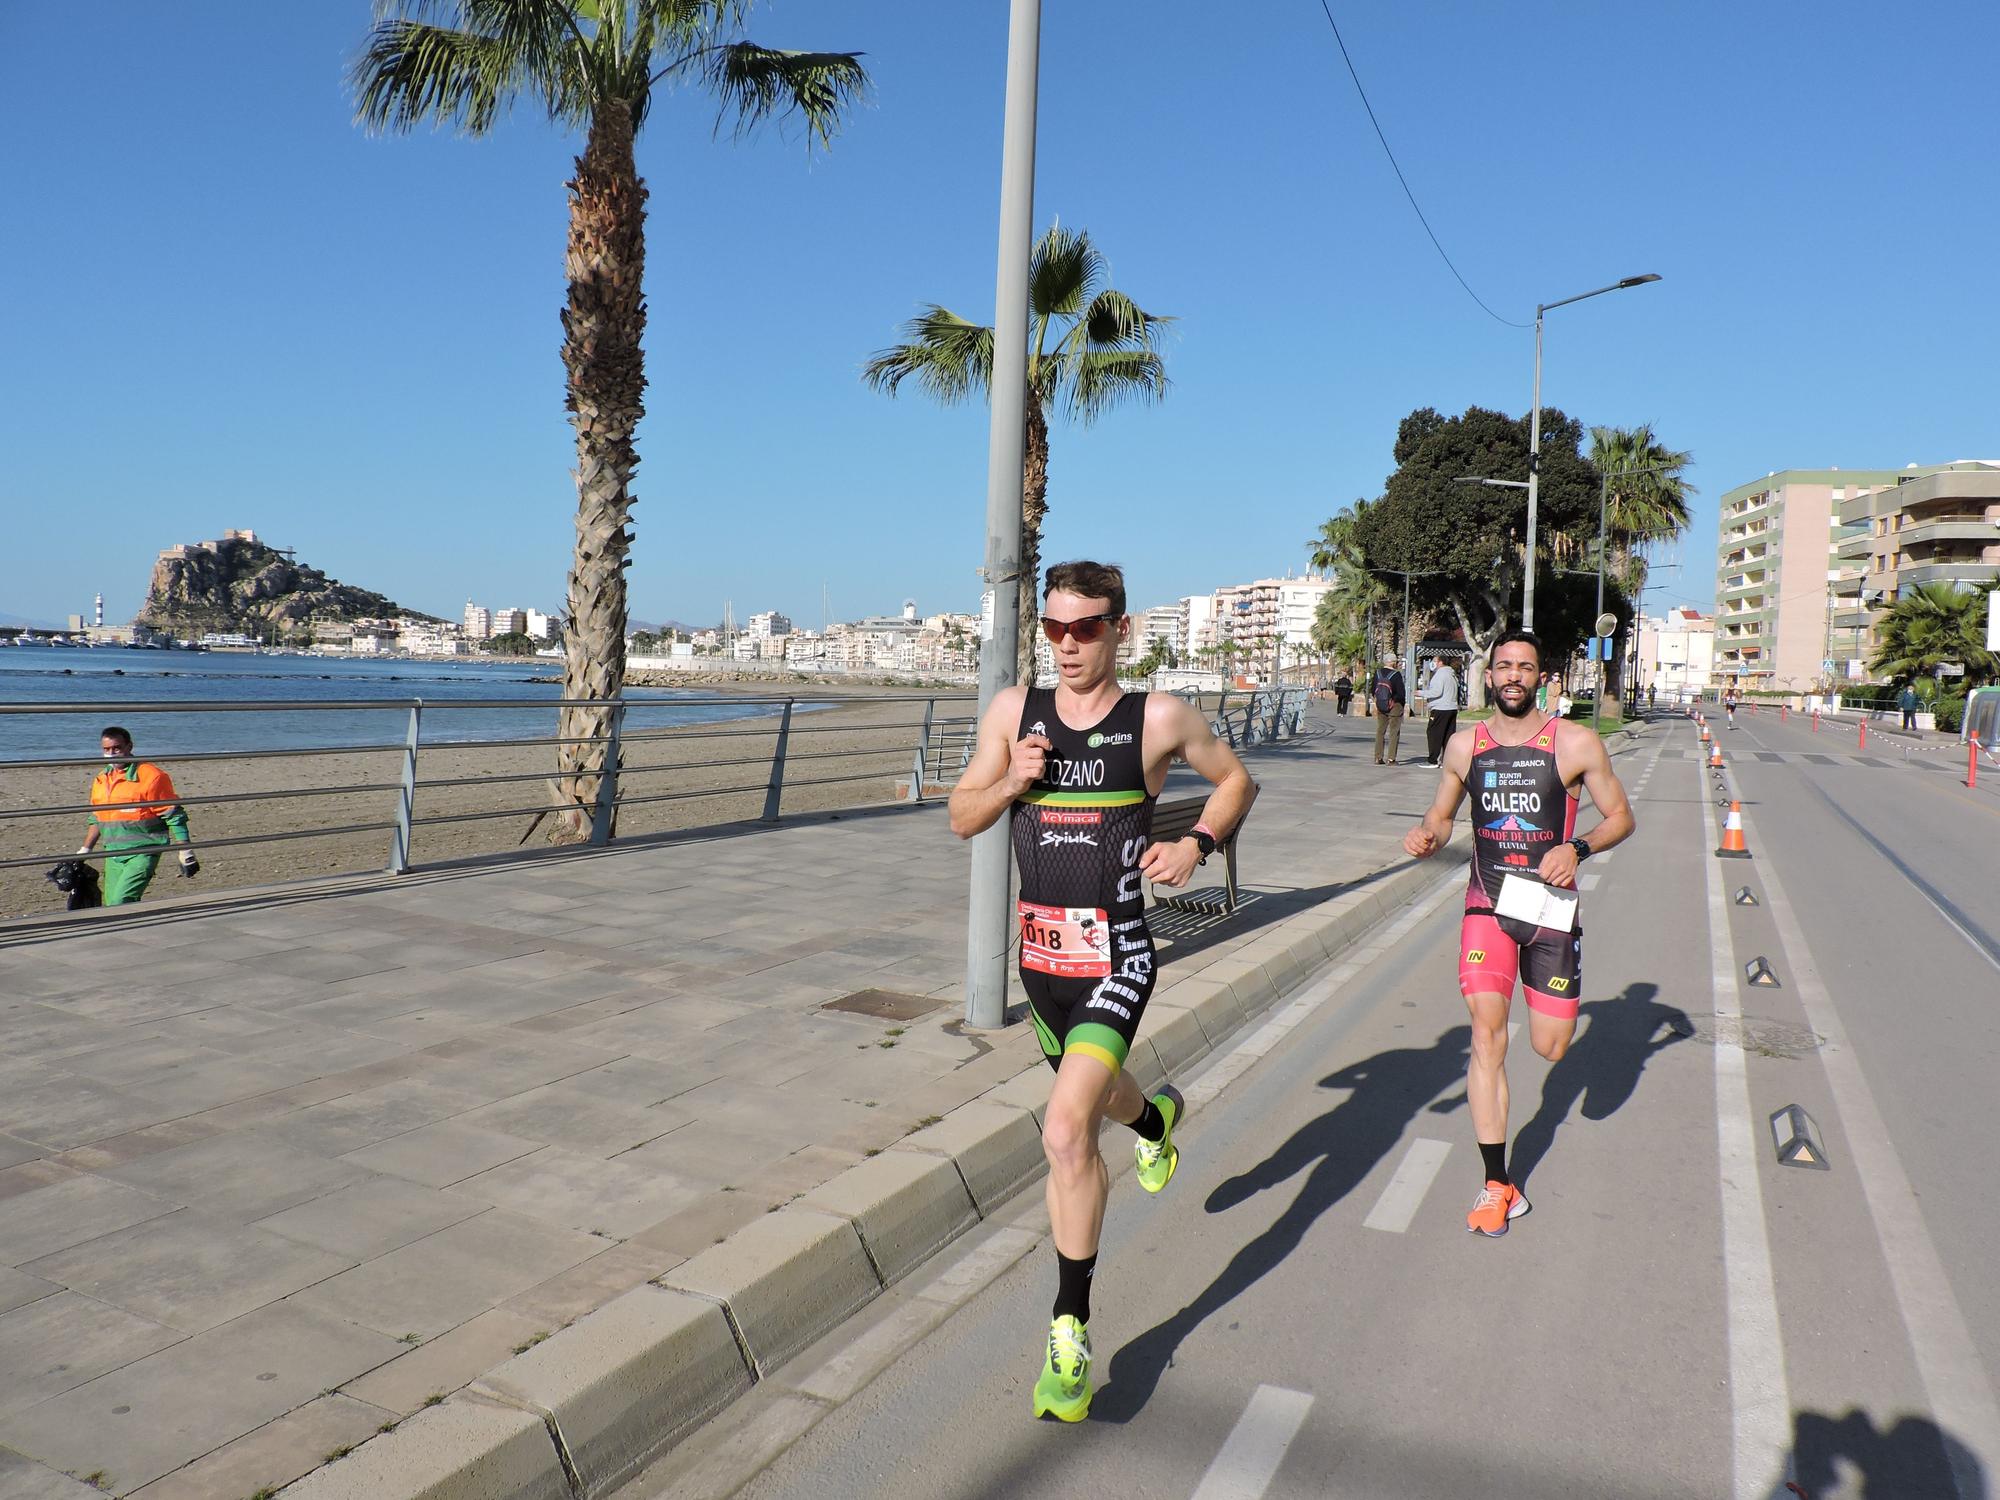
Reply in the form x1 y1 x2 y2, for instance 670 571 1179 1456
46 859 103 911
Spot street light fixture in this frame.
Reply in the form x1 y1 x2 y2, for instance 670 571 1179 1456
1524 272 1662 631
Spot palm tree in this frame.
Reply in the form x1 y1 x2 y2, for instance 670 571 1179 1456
1307 501 1390 655
1588 425 1695 590
353 2 867 841
1869 582 1997 687
1588 424 1694 702
863 223 1171 683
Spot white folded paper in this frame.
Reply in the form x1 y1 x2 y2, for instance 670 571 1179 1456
1495 871 1580 932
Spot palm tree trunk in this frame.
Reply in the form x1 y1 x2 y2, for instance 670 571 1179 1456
550 101 649 843
1016 400 1050 686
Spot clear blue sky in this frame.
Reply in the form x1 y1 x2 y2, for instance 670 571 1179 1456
3 2 1995 630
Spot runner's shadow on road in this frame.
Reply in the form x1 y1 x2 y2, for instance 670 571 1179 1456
1092 1026 1471 1424
1774 1407 1986 1498
1508 982 1691 1188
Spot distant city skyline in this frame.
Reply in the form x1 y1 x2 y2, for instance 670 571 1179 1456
4 4 1996 632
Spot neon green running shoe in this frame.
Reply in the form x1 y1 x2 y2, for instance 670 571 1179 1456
1134 1083 1184 1194
1031 1315 1092 1422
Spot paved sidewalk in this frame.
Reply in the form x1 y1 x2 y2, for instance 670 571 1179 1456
0 711 1454 1497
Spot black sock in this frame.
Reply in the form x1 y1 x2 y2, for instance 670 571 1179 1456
1053 1252 1096 1325
1479 1141 1509 1186
1129 1098 1166 1143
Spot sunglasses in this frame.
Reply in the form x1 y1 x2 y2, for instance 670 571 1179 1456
1040 612 1120 645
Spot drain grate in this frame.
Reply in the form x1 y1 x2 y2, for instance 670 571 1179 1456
821 988 946 1022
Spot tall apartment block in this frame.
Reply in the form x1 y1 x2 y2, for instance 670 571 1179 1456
1716 462 2000 690
1713 469 1897 690
1832 462 2000 662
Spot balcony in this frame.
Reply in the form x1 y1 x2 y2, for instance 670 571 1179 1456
1897 518 2000 549
1896 561 2000 588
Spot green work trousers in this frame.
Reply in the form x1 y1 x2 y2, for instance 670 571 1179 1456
103 845 165 905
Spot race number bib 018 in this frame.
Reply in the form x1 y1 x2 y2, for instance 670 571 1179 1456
1018 900 1113 978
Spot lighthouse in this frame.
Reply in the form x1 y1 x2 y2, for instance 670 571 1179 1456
94 593 105 629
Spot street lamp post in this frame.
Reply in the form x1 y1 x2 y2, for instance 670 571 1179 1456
1523 273 1661 631
1372 568 1441 692
965 0 1043 1031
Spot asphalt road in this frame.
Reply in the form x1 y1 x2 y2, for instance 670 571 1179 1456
621 711 1999 1500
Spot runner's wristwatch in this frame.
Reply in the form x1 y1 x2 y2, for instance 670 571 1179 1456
1568 836 1592 862
1187 825 1218 863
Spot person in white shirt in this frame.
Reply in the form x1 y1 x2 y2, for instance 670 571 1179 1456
1423 658 1459 766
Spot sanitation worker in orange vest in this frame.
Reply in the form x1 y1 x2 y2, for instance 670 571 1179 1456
78 726 199 905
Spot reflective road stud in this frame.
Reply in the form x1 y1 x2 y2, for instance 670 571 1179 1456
1745 956 1781 987
1770 1104 1831 1170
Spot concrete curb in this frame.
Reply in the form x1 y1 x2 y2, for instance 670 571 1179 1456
471 1285 752 1498
279 1391 569 1500
280 848 1464 1499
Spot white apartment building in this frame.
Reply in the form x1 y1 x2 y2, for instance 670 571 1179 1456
1135 604 1183 656
1181 594 1217 657
490 608 528 638
747 610 793 639
524 609 557 641
463 603 492 640
1634 608 1715 701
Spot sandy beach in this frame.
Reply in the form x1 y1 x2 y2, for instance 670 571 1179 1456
0 683 978 922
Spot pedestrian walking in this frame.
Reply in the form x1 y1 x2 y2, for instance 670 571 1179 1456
1899 682 1919 731
79 727 199 905
1402 631 1637 1235
1646 683 1656 713
1370 662 1406 764
1422 656 1459 766
1333 673 1354 716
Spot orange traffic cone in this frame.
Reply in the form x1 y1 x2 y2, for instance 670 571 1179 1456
1716 801 1751 858
1709 742 1724 769
1699 724 1710 743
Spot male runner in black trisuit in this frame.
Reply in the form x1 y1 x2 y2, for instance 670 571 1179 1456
951 560 1254 1421
1404 631 1635 1235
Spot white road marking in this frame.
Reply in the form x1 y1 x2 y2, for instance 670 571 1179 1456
1182 869 1462 1112
1699 761 1793 1499
1362 1137 1452 1233
1578 867 1603 891
1733 799 2000 1499
1190 1385 1315 1500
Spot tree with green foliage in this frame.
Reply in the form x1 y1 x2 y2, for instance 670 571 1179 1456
1868 582 1997 687
353 1 867 840
1307 502 1391 662
485 630 541 655
863 223 1171 683
1350 406 1598 707
1588 423 1695 701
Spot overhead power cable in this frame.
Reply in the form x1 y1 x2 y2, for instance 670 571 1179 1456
1314 1 1532 330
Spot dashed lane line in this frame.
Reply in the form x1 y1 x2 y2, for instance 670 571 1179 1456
1361 1137 1453 1234
1188 1385 1316 1500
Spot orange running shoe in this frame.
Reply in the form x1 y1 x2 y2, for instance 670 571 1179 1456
1466 1180 1530 1237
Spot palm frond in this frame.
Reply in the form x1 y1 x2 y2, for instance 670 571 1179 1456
1028 224 1102 320
1078 288 1171 350
703 42 869 149
861 307 994 404
1067 349 1167 424
352 19 539 133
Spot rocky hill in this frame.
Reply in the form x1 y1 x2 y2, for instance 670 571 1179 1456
134 533 439 634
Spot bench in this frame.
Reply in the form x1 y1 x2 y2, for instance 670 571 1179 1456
1148 781 1258 914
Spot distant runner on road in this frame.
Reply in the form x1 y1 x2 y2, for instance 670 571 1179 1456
1402 631 1636 1235
951 560 1255 1422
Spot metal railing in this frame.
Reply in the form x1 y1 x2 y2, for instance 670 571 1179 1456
0 684 1312 889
